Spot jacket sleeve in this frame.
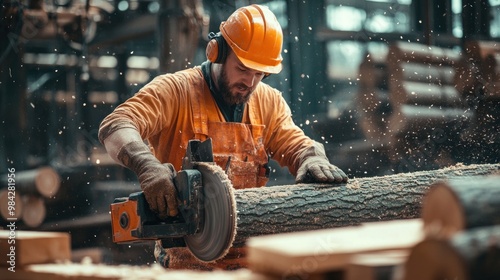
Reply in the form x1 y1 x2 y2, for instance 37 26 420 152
262 89 321 176
98 74 180 144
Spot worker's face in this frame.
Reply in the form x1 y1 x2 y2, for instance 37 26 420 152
218 51 266 105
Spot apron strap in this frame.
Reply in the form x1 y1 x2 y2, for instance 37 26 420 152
192 69 209 139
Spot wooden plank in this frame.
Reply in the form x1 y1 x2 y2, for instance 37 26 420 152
247 219 423 278
6 263 270 280
344 250 408 280
0 230 71 267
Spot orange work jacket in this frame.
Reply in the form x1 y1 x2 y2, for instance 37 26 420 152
99 66 315 189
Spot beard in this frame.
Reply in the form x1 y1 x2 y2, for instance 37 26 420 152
217 67 253 105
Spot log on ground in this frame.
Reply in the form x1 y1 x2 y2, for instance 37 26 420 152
233 163 500 247
1 166 61 198
403 225 500 280
421 175 500 238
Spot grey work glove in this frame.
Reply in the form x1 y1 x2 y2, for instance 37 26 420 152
117 141 179 219
296 156 348 183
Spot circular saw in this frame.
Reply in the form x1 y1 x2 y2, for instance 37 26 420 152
110 139 237 262
184 162 236 261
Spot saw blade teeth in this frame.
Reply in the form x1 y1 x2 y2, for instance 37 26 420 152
184 162 237 262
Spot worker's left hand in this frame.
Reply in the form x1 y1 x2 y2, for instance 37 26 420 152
296 156 348 183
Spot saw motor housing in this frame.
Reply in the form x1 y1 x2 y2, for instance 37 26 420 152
110 139 215 247
110 169 203 247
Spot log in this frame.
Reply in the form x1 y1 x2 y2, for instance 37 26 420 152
21 195 47 228
389 81 462 107
457 40 500 95
233 163 500 247
464 40 500 65
421 175 500 238
484 53 500 82
0 189 23 221
402 225 500 280
1 167 61 198
388 42 461 66
164 164 500 271
390 62 456 86
0 230 71 267
387 104 473 136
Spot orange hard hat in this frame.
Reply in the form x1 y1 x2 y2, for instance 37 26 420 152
219 4 283 74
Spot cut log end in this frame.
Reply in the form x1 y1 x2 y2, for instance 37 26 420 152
421 182 466 238
403 239 467 280
35 167 61 198
22 195 47 228
0 189 24 220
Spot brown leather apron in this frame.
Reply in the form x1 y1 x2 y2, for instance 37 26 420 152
190 83 269 189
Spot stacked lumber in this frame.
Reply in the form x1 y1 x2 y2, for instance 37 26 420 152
0 167 61 228
458 40 500 97
387 41 466 133
385 42 472 170
357 50 390 142
483 52 500 99
243 174 500 280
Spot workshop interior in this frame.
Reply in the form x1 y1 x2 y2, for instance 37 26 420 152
1 0 500 278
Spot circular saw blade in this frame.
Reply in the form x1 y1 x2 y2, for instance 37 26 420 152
184 162 237 262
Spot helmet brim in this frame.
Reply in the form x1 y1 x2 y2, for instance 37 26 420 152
237 56 283 74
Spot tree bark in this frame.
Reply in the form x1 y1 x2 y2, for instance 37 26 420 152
422 175 500 238
403 225 500 280
233 163 500 247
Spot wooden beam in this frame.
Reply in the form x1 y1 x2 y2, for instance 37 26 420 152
247 219 423 278
0 230 70 267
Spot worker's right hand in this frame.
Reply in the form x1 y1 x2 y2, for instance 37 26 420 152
117 141 179 219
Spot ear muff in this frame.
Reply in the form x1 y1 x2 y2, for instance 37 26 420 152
206 32 228 64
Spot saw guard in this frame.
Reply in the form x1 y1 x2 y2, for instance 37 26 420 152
184 162 237 262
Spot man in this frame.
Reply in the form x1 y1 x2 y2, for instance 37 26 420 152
99 4 348 267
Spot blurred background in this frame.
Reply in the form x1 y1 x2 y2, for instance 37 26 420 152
1 0 499 265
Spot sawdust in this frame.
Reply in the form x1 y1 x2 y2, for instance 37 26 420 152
347 179 360 189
